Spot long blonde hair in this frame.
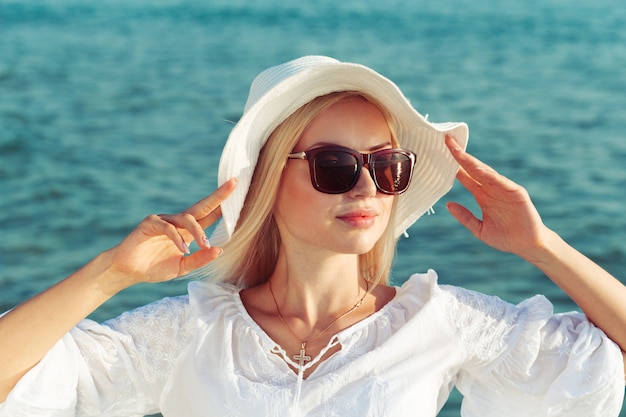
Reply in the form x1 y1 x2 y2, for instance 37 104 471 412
204 92 401 288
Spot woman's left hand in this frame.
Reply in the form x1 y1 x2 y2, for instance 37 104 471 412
444 135 549 259
445 135 626 363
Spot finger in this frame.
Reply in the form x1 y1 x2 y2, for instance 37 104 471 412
455 165 483 195
158 213 211 249
184 178 238 222
178 247 224 276
446 135 519 193
144 214 190 254
446 202 482 239
445 135 499 177
158 179 237 250
197 205 222 230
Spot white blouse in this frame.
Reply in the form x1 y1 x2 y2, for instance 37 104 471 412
1 270 624 417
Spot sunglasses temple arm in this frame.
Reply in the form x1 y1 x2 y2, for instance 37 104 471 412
287 152 307 160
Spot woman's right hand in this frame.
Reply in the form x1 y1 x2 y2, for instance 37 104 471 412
105 178 237 286
0 179 237 402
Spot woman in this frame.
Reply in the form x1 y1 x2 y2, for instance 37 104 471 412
0 56 624 416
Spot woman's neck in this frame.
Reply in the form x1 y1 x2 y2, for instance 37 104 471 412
267 249 365 326
238 245 396 379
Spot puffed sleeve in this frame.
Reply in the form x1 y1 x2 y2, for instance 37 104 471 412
0 295 194 417
439 285 625 417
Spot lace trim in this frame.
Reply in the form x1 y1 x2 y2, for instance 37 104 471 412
102 295 194 386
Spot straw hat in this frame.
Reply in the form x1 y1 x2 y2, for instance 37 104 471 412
210 55 469 245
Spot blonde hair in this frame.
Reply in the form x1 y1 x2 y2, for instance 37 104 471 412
204 92 400 288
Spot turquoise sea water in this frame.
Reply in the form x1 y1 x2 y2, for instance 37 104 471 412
1 0 625 415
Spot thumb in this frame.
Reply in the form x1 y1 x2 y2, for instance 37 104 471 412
178 247 224 276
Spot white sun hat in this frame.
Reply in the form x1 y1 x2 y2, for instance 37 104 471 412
210 55 469 245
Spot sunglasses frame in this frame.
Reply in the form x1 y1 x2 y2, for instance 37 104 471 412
287 145 416 195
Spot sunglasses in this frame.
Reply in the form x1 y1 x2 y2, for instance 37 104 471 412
287 145 416 195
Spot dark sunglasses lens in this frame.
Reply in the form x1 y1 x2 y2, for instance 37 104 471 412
313 151 359 193
373 153 413 194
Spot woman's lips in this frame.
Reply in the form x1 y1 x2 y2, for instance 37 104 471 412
336 210 379 228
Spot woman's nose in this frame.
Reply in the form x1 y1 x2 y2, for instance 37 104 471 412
348 165 377 198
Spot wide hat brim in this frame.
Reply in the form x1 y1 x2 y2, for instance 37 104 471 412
210 56 468 245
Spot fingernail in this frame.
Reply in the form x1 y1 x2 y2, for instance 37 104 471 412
201 235 211 248
216 247 224 257
183 242 191 254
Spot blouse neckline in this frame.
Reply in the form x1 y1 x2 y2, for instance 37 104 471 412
231 283 400 376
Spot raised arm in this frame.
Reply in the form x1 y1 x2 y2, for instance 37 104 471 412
444 136 626 367
0 179 237 402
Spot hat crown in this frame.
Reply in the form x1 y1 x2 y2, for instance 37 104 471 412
244 56 340 113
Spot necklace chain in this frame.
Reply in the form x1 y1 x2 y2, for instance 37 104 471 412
268 278 369 368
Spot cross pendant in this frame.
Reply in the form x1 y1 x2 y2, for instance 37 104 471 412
293 342 312 367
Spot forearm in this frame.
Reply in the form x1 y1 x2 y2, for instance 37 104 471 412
0 249 131 401
522 229 626 353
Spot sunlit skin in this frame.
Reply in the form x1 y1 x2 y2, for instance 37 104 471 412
239 98 399 377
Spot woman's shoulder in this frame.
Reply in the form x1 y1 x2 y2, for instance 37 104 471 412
392 271 552 350
99 280 240 335
398 269 550 317
187 279 242 319
391 269 457 311
101 293 193 337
